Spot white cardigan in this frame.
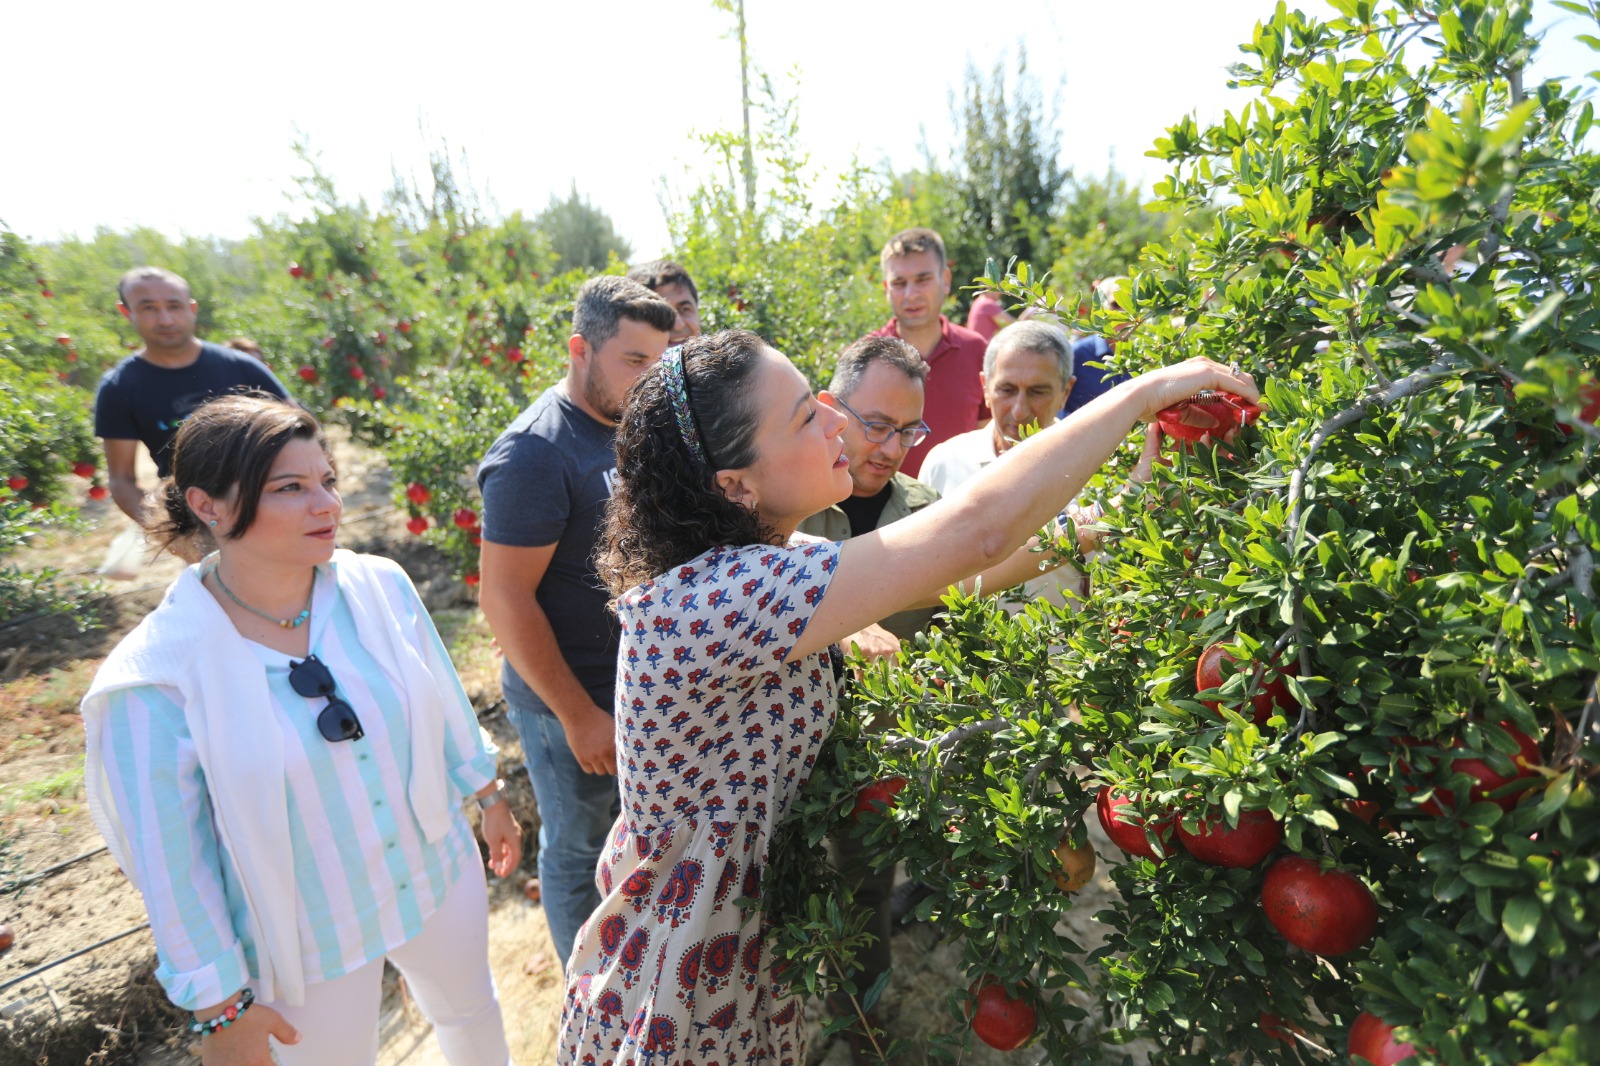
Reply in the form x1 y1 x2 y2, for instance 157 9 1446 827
83 550 461 1007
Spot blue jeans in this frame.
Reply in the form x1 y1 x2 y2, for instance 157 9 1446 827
505 685 621 973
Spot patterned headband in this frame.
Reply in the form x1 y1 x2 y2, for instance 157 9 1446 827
660 346 712 467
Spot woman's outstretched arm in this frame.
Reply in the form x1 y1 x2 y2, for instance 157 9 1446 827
790 358 1257 660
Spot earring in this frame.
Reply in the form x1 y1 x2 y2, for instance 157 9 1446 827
209 520 218 528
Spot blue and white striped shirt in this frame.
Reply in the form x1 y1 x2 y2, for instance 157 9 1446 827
98 564 496 1010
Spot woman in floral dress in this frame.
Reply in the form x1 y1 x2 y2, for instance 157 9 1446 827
557 329 1256 1065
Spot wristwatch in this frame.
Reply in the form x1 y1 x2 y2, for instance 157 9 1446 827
474 779 507 811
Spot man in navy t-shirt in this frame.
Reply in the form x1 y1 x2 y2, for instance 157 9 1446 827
476 275 675 970
94 266 289 523
1061 276 1132 418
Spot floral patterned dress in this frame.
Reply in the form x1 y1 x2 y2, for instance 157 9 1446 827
557 540 842 1066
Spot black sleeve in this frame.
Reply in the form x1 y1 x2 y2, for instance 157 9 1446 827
93 373 138 440
246 361 291 400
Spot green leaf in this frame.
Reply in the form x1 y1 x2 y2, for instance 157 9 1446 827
862 968 892 1012
1497 889 1536 941
1512 290 1566 340
1309 808 1341 830
1308 766 1360 797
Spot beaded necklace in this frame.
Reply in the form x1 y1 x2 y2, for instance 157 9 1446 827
211 564 314 629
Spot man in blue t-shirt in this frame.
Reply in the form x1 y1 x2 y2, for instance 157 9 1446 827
94 267 290 523
476 276 675 970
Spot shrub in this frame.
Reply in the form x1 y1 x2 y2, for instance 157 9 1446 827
774 2 1600 1062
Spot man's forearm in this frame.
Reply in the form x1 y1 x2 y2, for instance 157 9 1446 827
109 477 148 525
483 591 602 722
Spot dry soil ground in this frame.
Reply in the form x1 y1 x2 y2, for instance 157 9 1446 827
0 430 1146 1066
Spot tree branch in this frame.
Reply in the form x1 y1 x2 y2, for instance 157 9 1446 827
883 718 1010 754
1286 352 1468 541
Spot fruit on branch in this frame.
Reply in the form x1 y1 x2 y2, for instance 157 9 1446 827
1554 381 1600 434
1258 1010 1304 1047
7 476 29 492
406 516 428 536
1196 642 1299 725
1345 799 1383 825
1261 856 1377 956
89 485 108 501
1050 834 1097 891
1408 722 1543 816
288 262 305 278
850 776 906 822
1348 1011 1419 1066
1176 808 1283 868
966 979 1037 1051
405 482 431 505
453 507 478 530
1096 786 1174 861
297 366 318 383
72 461 95 478
1156 390 1260 443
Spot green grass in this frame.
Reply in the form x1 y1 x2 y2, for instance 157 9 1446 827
431 608 500 698
1 763 85 813
0 657 101 754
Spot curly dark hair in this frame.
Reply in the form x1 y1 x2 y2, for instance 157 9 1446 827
597 329 778 596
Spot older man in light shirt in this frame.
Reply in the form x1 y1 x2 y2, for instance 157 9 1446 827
920 321 1093 605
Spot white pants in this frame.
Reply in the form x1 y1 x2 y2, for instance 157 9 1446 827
263 861 511 1066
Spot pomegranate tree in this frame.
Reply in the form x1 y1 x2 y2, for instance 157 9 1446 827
767 4 1600 1063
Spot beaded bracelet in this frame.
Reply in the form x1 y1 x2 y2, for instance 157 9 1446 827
188 987 255 1035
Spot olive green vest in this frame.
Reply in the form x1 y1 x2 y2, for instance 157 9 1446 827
797 472 943 641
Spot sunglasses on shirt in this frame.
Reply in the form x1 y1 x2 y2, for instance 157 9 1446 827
288 653 364 743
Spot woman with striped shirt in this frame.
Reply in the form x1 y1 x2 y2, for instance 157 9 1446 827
82 395 522 1066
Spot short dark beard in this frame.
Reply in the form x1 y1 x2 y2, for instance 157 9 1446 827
581 367 622 424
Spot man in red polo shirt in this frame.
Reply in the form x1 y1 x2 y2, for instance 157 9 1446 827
867 227 988 476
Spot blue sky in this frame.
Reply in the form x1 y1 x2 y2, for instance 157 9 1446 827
3 0 1593 257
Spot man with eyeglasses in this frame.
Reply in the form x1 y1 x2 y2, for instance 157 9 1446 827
800 335 942 647
795 334 937 1060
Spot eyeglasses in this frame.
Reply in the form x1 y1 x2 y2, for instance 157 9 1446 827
834 396 931 449
288 653 364 742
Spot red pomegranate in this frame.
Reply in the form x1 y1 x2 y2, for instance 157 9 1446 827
1176 808 1283 868
1258 1010 1303 1047
1411 722 1542 816
965 979 1037 1051
1196 642 1299 724
850 776 907 822
1096 786 1174 862
1348 1011 1419 1065
1156 390 1260 442
1261 856 1377 956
